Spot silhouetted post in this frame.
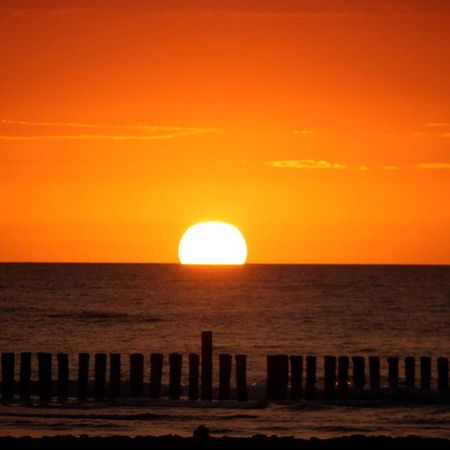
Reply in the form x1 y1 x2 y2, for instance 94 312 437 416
38 352 52 401
20 352 32 401
201 331 213 401
129 353 144 398
77 353 90 400
305 355 316 400
1 353 15 401
267 355 288 400
290 355 303 400
188 353 199 400
169 353 182 400
405 357 415 390
369 356 380 389
57 353 69 401
236 354 247 401
218 354 232 400
110 353 121 399
437 357 449 391
149 353 163 398
388 357 399 389
337 356 349 391
324 356 336 399
94 353 107 400
420 357 431 391
352 356 365 390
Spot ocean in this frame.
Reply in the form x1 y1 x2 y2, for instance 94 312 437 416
0 263 449 438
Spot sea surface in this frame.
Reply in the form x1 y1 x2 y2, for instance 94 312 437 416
0 263 449 438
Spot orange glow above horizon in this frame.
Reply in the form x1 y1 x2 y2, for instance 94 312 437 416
0 1 449 264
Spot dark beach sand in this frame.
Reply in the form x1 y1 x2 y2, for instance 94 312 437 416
1 435 450 450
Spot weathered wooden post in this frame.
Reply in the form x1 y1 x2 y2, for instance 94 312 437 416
218 354 232 400
57 353 69 401
236 354 247 401
324 356 336 399
305 355 316 400
149 353 163 398
201 331 213 401
388 357 399 389
129 353 144 398
20 352 32 401
188 353 199 400
290 355 303 400
169 353 182 400
437 357 449 391
38 352 52 401
405 357 415 390
420 356 431 390
352 356 365 390
94 353 107 400
337 356 349 391
1 353 15 401
267 355 288 400
110 353 121 399
77 353 90 400
369 356 380 389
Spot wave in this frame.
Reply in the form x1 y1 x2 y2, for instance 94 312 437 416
48 310 163 323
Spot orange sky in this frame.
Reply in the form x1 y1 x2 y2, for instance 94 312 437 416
1 1 449 264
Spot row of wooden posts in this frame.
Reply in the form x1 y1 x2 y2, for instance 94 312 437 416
1 332 449 402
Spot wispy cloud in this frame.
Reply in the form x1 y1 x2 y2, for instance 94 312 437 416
0 119 222 140
424 122 449 128
414 163 450 170
293 129 314 136
267 159 346 170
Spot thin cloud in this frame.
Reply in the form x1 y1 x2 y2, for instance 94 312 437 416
267 160 346 170
424 122 449 128
384 166 399 171
414 163 450 170
293 129 314 136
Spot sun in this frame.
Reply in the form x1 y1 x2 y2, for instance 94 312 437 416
178 221 247 265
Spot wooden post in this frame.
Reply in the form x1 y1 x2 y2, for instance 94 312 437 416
20 352 32 401
369 356 380 389
420 356 431 391
129 353 144 398
57 353 69 401
388 357 399 389
305 355 316 400
38 352 52 401
110 353 121 399
290 355 303 400
218 354 232 400
77 353 90 400
405 357 415 390
437 357 449 390
201 331 213 401
267 355 288 400
169 353 182 400
1 353 15 401
352 356 365 390
149 353 163 398
94 353 107 400
236 354 247 401
188 353 199 400
324 356 336 399
337 356 349 391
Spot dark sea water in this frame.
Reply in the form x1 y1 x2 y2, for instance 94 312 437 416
0 263 449 438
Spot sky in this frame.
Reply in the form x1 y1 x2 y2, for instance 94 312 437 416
0 0 449 264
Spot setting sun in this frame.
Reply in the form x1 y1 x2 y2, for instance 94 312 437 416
178 222 247 265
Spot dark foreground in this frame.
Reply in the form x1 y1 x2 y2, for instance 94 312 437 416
1 435 450 450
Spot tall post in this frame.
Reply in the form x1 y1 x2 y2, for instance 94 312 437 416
420 356 431 391
1 353 15 401
266 355 288 400
38 352 52 401
337 356 349 391
57 353 69 401
324 356 336 399
405 357 415 390
20 352 32 401
169 353 182 400
77 353 90 400
369 356 380 389
149 353 163 398
188 353 199 400
305 355 316 400
388 357 399 389
201 331 213 401
290 355 303 400
94 353 107 400
235 354 247 402
352 356 365 390
110 353 121 399
218 354 232 400
129 353 144 398
437 357 449 391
